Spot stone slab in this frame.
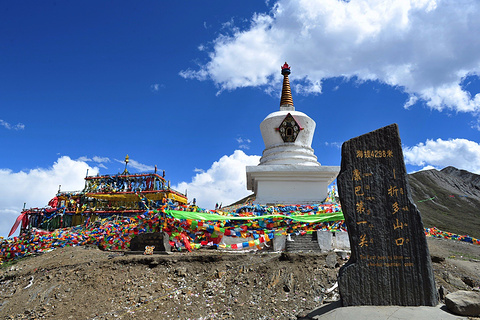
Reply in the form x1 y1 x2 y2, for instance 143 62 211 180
273 234 286 252
337 124 437 306
304 303 466 320
333 231 350 250
317 231 333 252
129 232 169 252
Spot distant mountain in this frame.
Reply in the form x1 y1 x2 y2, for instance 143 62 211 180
408 167 480 239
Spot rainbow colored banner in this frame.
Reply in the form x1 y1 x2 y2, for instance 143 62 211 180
1 203 478 265
165 210 345 223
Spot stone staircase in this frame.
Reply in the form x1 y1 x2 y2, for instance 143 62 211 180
285 233 322 252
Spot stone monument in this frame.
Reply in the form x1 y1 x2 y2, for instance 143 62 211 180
129 232 170 252
246 63 339 204
337 124 438 306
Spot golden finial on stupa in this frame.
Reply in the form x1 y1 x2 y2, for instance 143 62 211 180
280 62 294 109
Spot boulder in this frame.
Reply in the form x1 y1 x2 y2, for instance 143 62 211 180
325 252 338 269
445 290 480 316
129 232 169 252
444 272 468 290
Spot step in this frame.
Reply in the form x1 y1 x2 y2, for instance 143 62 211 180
285 233 321 252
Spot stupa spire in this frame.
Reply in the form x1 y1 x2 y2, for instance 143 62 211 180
280 62 294 110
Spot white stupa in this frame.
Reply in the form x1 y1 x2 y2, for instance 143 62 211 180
246 63 339 205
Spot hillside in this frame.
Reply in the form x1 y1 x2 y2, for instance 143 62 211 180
0 238 479 320
408 166 480 239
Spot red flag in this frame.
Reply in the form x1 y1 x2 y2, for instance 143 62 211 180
9 212 26 237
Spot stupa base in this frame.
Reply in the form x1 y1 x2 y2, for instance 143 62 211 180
246 164 339 205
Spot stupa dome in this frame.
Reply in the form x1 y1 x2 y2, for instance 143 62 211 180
258 62 320 166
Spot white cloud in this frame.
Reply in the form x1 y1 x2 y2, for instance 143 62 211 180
236 137 252 149
0 119 25 130
0 157 99 238
129 159 155 172
420 165 438 172
92 156 110 163
173 150 260 209
408 165 439 174
76 156 110 170
403 95 419 109
325 141 342 149
92 156 110 169
472 119 480 131
404 138 480 173
150 83 164 92
114 158 155 173
180 0 480 114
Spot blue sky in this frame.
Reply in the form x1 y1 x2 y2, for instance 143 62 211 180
1 0 480 238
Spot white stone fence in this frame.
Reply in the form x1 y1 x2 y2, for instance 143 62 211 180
218 230 350 252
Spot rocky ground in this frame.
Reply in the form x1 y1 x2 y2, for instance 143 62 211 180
0 237 479 320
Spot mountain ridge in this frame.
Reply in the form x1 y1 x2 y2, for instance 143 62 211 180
408 166 480 239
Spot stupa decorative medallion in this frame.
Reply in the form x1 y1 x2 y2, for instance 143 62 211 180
277 113 303 142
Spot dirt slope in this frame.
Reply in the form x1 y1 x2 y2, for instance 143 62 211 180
1 237 479 320
0 247 341 320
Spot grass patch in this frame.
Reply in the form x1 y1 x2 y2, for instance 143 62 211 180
448 251 480 261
